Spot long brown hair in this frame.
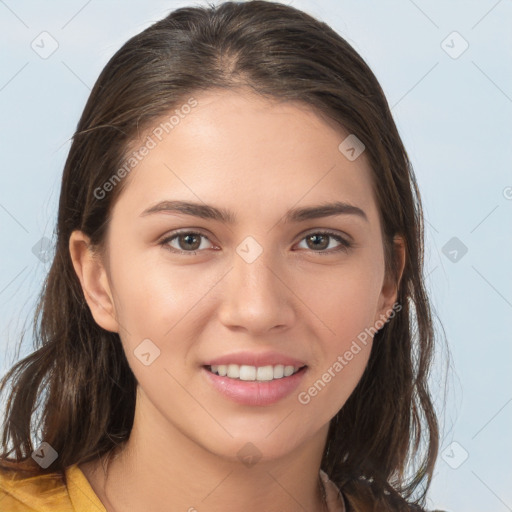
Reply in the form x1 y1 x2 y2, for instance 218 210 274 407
0 2 441 510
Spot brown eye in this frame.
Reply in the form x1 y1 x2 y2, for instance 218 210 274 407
297 231 351 254
305 234 329 250
159 230 351 256
160 231 213 254
177 233 201 251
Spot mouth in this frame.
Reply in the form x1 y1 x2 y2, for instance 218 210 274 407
204 363 307 381
202 363 308 406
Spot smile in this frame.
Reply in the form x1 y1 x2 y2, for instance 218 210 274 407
202 364 308 406
206 363 304 381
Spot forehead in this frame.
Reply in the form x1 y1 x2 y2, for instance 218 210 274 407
112 88 378 224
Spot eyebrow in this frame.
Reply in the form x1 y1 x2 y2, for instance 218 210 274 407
139 200 368 224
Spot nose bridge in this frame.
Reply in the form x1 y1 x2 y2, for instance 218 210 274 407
218 235 294 332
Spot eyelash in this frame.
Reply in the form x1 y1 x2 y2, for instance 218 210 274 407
159 230 352 256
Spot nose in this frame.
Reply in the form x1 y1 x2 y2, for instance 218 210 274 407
217 243 296 335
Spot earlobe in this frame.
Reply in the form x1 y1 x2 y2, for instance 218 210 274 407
376 235 406 322
68 230 119 333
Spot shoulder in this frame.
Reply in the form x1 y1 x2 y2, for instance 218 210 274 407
319 470 450 512
0 464 73 512
320 469 347 511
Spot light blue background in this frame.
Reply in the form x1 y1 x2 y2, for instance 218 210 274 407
1 1 511 511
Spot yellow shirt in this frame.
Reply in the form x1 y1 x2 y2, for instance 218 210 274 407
0 464 106 512
0 464 345 511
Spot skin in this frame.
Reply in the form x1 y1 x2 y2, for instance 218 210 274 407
69 87 405 512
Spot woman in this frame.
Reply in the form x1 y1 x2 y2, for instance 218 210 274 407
0 1 445 510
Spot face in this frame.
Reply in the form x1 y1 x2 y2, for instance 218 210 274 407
72 88 402 464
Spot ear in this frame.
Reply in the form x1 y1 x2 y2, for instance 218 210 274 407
375 235 406 322
69 230 119 333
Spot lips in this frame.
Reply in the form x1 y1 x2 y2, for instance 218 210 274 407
202 365 307 406
201 350 308 406
203 350 306 368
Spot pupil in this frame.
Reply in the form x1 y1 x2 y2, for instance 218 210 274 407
182 234 199 250
309 234 328 250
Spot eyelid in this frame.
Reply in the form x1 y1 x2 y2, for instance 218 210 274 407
295 229 352 254
159 228 217 253
297 227 353 243
159 228 353 255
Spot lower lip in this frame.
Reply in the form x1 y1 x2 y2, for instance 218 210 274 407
202 366 307 406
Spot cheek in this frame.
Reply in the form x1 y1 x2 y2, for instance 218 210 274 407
109 248 207 329
108 258 206 400
323 285 375 379
297 341 371 427
294 263 380 417
297 297 374 426
107 249 227 382
305 257 383 343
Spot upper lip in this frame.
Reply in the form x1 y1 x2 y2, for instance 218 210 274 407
203 351 307 368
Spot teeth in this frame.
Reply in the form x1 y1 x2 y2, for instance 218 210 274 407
240 365 256 381
208 364 302 381
227 364 239 378
283 365 295 377
273 364 284 379
256 365 274 381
